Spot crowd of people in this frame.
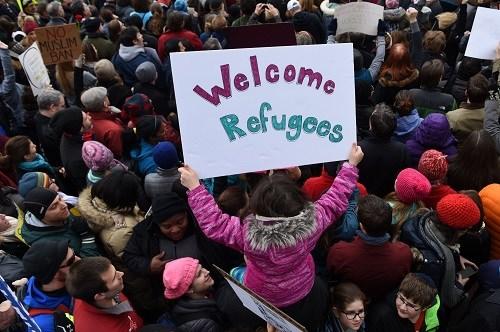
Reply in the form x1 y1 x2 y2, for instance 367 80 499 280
0 0 499 330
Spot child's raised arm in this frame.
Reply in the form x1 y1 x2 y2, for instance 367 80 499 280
314 144 363 232
180 165 245 252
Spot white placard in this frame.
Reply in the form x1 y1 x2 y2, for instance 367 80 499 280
214 266 306 332
465 7 500 60
19 43 50 96
171 44 356 179
334 2 384 36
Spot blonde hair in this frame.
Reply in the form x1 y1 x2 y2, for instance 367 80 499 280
385 192 427 241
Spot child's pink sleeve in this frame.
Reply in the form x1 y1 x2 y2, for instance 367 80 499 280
187 185 245 252
314 162 359 232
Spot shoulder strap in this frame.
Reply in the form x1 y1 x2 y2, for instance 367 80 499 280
29 304 71 317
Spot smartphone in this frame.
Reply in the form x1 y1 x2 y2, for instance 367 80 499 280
459 265 478 279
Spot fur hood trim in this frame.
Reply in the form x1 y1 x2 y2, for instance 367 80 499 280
78 187 138 232
379 69 419 88
320 0 339 16
246 203 317 252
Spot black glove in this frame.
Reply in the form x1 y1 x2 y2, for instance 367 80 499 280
377 19 386 36
328 18 337 36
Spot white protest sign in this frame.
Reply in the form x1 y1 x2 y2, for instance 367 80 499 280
214 266 306 332
171 44 356 179
19 43 50 96
334 2 383 36
465 7 500 60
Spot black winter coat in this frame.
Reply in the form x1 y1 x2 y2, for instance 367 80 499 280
59 134 88 196
171 298 223 332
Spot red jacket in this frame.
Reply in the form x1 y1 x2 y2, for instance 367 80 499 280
73 293 143 332
327 236 412 300
90 112 124 158
157 30 203 62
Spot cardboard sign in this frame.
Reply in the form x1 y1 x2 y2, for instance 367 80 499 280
465 7 500 60
223 23 297 49
334 2 384 36
35 24 82 65
19 43 51 96
170 44 356 179
214 266 306 332
0 276 42 332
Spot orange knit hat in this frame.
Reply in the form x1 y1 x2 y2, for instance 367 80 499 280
436 194 480 230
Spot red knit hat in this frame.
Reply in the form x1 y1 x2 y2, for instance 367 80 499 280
22 20 38 35
418 150 448 182
436 194 480 230
395 168 431 204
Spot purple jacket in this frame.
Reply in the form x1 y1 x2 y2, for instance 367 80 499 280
187 163 358 307
406 113 458 165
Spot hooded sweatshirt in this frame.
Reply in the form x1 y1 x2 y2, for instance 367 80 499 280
112 45 162 86
394 109 423 143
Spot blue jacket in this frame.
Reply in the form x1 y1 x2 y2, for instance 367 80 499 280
22 277 73 332
130 139 157 177
0 48 23 132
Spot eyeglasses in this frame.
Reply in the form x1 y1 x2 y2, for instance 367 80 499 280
396 292 421 311
59 252 76 269
342 310 365 320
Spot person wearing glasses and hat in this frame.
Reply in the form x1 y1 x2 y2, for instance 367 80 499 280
21 239 79 332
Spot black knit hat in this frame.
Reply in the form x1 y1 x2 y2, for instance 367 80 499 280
152 193 187 224
23 240 69 284
49 106 84 136
83 17 101 33
24 187 59 220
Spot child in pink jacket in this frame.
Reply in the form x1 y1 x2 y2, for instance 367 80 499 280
179 143 364 331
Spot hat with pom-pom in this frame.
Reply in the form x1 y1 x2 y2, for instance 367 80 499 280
395 168 431 204
436 194 480 230
163 257 199 299
418 149 448 182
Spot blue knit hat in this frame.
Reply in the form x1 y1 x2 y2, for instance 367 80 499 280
18 172 51 197
153 141 179 170
174 0 188 12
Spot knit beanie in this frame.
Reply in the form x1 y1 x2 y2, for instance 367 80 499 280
83 17 101 33
395 168 431 204
23 240 69 284
479 183 500 228
163 257 199 299
173 0 188 12
81 141 116 172
18 172 51 197
435 12 457 30
135 61 158 84
436 194 480 230
479 260 500 291
153 141 179 170
418 150 448 182
121 94 155 125
385 0 399 9
152 193 187 224
22 20 38 34
94 59 118 83
49 107 83 136
24 187 59 221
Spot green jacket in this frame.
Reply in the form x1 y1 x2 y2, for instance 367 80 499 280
84 33 115 60
424 295 440 332
19 212 100 257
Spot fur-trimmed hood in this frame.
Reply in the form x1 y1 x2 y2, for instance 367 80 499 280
320 0 340 16
246 203 317 252
379 69 419 88
77 187 142 232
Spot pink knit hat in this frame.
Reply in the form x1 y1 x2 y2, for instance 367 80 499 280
395 168 431 204
163 257 199 299
81 141 116 172
418 150 448 182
